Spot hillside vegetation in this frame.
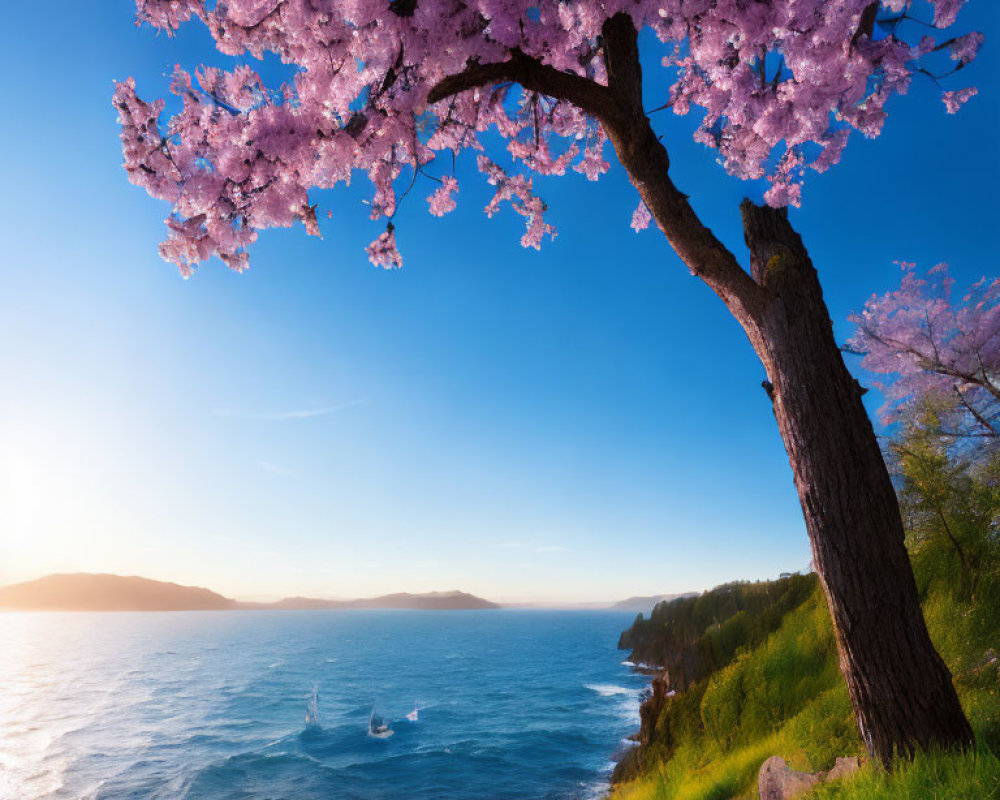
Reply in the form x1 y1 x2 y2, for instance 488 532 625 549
613 413 1000 800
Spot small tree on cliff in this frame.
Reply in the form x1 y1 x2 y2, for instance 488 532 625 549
850 262 1000 599
890 403 1000 600
115 0 984 763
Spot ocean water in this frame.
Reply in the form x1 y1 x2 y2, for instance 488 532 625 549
0 610 647 800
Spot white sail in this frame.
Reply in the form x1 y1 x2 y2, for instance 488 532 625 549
305 685 320 728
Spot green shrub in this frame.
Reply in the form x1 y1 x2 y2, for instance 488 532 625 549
783 687 859 769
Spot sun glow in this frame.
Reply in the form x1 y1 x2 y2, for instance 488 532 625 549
1 417 130 584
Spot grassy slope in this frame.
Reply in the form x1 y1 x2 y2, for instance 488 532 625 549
610 565 1000 800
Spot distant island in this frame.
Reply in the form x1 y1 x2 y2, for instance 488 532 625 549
611 592 699 613
0 573 499 612
238 590 499 611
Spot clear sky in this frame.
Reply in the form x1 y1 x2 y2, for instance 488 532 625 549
0 2 997 603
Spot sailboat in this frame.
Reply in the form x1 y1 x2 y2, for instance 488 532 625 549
369 707 394 738
305 685 320 728
405 702 419 722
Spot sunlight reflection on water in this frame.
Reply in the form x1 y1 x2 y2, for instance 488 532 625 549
0 610 643 800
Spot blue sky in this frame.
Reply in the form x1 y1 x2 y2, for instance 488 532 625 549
0 2 997 602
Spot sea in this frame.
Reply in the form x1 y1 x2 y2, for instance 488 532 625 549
0 609 648 800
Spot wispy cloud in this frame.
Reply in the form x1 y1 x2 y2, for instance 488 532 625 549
497 541 569 554
258 460 293 477
214 399 366 421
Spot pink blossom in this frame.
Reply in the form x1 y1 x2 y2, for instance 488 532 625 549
942 87 978 114
932 0 967 29
950 32 984 65
631 202 652 232
849 262 1000 438
366 224 403 270
427 177 459 217
763 181 802 209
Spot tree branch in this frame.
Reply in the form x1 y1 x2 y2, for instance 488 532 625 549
597 13 767 332
953 386 1000 437
427 50 613 120
427 15 766 336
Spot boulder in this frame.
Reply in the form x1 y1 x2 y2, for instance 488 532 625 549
758 755 861 800
758 757 821 800
825 757 861 782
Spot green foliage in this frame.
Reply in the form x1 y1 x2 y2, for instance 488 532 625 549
893 400 1000 603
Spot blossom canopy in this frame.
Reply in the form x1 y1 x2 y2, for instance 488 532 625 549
114 0 982 275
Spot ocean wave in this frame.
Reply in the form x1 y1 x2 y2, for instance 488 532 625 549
616 697 641 724
584 684 635 697
2 611 640 800
577 780 611 800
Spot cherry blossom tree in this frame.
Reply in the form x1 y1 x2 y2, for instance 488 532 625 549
850 262 1000 443
114 0 984 763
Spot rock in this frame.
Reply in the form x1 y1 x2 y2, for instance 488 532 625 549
758 755 862 800
637 671 673 746
758 757 821 800
824 756 860 782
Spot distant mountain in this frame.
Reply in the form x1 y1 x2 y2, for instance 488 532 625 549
0 574 499 612
358 590 499 610
612 592 699 613
0 573 235 611
238 590 499 611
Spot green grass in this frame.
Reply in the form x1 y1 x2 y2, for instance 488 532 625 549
804 746 1000 800
612 736 785 800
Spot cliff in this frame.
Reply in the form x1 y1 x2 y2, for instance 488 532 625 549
618 573 817 688
613 573 818 782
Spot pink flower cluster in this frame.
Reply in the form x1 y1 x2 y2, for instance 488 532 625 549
850 262 1000 436
115 0 982 273
942 87 979 114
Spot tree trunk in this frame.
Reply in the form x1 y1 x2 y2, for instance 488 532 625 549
431 9 975 767
591 13 973 764
739 201 974 764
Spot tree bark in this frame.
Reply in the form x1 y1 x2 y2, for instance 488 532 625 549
738 201 974 764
